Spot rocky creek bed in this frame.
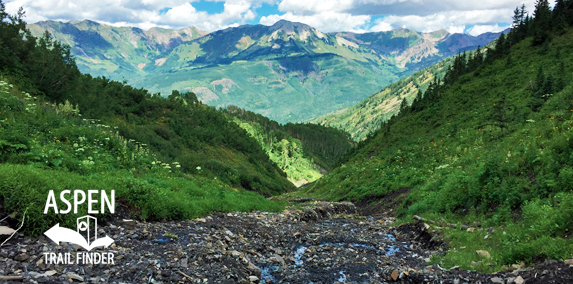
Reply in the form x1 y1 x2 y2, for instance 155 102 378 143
1 201 573 283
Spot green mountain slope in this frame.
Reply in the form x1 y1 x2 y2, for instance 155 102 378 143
222 106 354 186
311 59 452 141
28 20 504 123
0 5 301 235
307 3 573 270
27 20 207 78
334 28 504 70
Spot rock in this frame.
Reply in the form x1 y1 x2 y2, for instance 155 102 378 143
14 253 29 261
270 255 285 266
67 272 84 282
43 270 57 277
229 250 241 257
490 277 504 283
195 218 207 223
564 259 573 265
487 227 495 233
514 276 525 284
248 262 262 277
391 270 399 281
0 226 15 242
180 258 188 268
476 250 491 259
28 272 42 278
467 228 475 232
449 266 459 270
249 275 259 282
123 219 136 230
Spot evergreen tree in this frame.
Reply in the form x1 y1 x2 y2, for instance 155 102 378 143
532 0 553 45
494 33 507 58
553 0 568 30
485 94 516 137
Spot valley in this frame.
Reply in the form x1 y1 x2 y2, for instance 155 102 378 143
28 20 503 123
1 0 573 282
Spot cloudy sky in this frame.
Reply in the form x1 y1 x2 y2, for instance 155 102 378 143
5 0 539 35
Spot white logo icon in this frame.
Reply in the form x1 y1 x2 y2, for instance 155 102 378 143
44 215 114 251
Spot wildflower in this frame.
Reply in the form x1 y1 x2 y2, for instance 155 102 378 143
196 166 201 170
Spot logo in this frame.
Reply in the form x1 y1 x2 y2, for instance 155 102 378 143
42 190 116 265
44 215 114 251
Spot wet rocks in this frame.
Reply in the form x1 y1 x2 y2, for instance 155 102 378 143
13 253 28 262
0 201 571 283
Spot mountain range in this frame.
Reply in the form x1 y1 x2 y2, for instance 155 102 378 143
28 19 506 123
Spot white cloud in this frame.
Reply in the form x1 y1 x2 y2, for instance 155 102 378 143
370 9 513 33
270 0 537 34
466 24 511 36
5 0 272 31
5 0 539 34
260 11 370 32
277 0 355 13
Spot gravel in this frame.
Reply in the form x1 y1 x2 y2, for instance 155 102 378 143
0 201 572 283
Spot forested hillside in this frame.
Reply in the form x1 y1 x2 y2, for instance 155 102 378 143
0 1 295 235
28 19 504 123
222 106 353 185
312 59 452 141
308 0 573 270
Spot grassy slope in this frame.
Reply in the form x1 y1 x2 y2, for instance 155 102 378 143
133 55 403 123
27 21 206 79
307 29 573 271
311 59 452 141
231 118 323 186
222 106 355 185
0 81 285 236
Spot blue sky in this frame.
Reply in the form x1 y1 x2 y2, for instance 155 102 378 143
6 0 539 35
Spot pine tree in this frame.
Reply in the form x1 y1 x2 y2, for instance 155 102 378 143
532 0 552 45
529 66 546 111
553 0 567 30
494 33 507 58
486 94 516 137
